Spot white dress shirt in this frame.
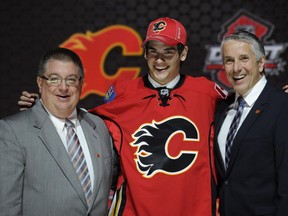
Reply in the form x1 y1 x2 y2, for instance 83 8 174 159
41 101 94 191
217 76 267 164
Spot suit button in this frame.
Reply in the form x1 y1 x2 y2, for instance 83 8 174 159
224 180 228 185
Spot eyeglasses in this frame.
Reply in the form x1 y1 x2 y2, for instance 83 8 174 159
40 75 82 87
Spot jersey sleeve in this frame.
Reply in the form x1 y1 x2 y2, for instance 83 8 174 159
103 79 130 104
213 82 228 100
186 75 228 101
198 76 228 100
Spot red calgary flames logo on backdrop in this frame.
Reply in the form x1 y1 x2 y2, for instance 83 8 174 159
60 25 142 99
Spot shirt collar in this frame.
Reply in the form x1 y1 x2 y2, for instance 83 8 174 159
40 99 78 131
66 110 78 126
234 76 267 108
148 74 180 89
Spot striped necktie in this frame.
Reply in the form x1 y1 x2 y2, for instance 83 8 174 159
65 119 92 204
225 97 246 170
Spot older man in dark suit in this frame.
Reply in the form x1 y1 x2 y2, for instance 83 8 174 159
214 31 288 215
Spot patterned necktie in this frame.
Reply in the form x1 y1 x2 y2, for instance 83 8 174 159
65 119 92 204
225 97 246 170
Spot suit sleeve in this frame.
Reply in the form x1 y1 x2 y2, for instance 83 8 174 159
274 102 288 215
0 119 24 215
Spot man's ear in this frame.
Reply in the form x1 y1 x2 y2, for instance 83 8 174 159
37 76 43 93
144 49 147 60
258 55 266 73
180 46 188 61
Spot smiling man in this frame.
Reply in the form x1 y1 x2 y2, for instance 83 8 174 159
0 48 114 216
92 17 228 216
214 31 288 215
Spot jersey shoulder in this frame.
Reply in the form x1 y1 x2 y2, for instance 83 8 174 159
183 75 228 99
104 77 143 103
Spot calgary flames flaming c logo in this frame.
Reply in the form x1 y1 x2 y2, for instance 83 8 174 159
131 116 199 178
60 25 143 99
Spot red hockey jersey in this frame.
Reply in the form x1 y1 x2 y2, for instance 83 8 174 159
91 74 227 216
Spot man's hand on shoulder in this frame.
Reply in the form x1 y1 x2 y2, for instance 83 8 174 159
18 91 39 111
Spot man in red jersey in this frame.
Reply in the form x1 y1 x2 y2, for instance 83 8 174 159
18 17 227 215
92 17 227 216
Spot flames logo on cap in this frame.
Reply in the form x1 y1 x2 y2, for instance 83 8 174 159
152 21 167 33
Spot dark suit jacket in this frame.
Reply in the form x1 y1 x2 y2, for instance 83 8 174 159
214 82 288 216
0 100 114 216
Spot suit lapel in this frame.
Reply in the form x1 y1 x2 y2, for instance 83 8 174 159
226 84 271 174
33 102 87 207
